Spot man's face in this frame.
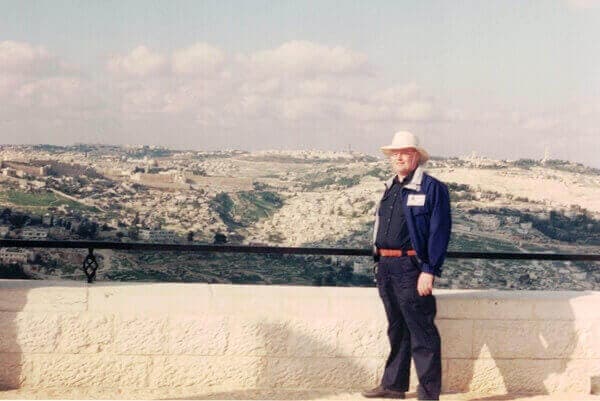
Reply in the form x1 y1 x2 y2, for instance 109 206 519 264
388 148 419 176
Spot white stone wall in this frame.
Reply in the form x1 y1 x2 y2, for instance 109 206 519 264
0 280 599 395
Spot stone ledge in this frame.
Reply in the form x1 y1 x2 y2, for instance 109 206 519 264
0 280 87 312
1 280 599 396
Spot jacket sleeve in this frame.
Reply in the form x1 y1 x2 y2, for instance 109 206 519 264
421 182 452 276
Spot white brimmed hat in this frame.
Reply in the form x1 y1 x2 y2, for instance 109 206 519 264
380 131 430 162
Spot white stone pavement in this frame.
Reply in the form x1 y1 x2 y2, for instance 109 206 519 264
1 388 600 400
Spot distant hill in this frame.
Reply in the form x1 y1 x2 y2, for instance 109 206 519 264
1 144 599 290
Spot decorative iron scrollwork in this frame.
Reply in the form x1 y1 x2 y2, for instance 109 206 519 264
82 247 98 283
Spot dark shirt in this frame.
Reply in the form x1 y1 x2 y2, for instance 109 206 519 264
375 171 414 251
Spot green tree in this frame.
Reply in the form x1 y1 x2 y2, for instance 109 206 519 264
214 232 227 244
337 265 354 283
9 213 29 229
128 226 139 240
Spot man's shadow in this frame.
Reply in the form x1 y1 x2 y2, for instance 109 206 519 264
438 289 593 400
1 247 96 391
1 278 48 390
165 295 387 400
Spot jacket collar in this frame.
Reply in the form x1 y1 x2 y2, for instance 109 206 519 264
384 165 424 192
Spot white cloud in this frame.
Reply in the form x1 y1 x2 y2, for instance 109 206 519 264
107 46 168 77
119 85 166 115
239 40 372 78
3 39 600 169
0 41 109 134
0 75 19 97
395 101 435 121
0 40 448 153
519 116 562 131
172 43 225 75
0 41 54 75
366 84 437 122
566 0 600 9
239 78 282 96
102 41 441 132
17 77 81 108
371 84 421 104
296 79 331 97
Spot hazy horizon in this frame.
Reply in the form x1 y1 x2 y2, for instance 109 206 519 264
4 142 599 170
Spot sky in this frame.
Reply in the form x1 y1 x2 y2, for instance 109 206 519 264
1 0 600 166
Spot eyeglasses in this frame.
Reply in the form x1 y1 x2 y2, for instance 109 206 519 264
388 150 416 159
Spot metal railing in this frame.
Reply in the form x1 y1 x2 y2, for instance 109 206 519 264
2 239 600 283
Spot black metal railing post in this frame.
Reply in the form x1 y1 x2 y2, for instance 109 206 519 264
82 247 98 283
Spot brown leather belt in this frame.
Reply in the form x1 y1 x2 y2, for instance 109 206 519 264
378 249 417 257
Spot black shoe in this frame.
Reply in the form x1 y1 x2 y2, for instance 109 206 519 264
361 385 405 399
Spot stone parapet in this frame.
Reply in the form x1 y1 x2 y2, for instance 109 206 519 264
0 280 599 396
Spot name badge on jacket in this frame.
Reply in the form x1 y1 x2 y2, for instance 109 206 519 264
407 194 426 206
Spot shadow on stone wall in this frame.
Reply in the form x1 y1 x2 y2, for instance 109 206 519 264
592 376 600 395
441 290 581 400
169 319 380 400
0 279 90 393
0 279 28 390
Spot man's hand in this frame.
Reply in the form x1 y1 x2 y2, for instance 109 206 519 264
417 272 434 296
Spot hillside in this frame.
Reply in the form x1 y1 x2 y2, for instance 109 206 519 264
1 145 599 290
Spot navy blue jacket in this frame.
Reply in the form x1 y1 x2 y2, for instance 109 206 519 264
373 166 452 277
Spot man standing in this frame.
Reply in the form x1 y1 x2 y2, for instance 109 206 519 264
362 131 452 401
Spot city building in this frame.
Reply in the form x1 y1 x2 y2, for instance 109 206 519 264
0 248 33 264
42 214 53 226
21 228 48 240
138 229 178 243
